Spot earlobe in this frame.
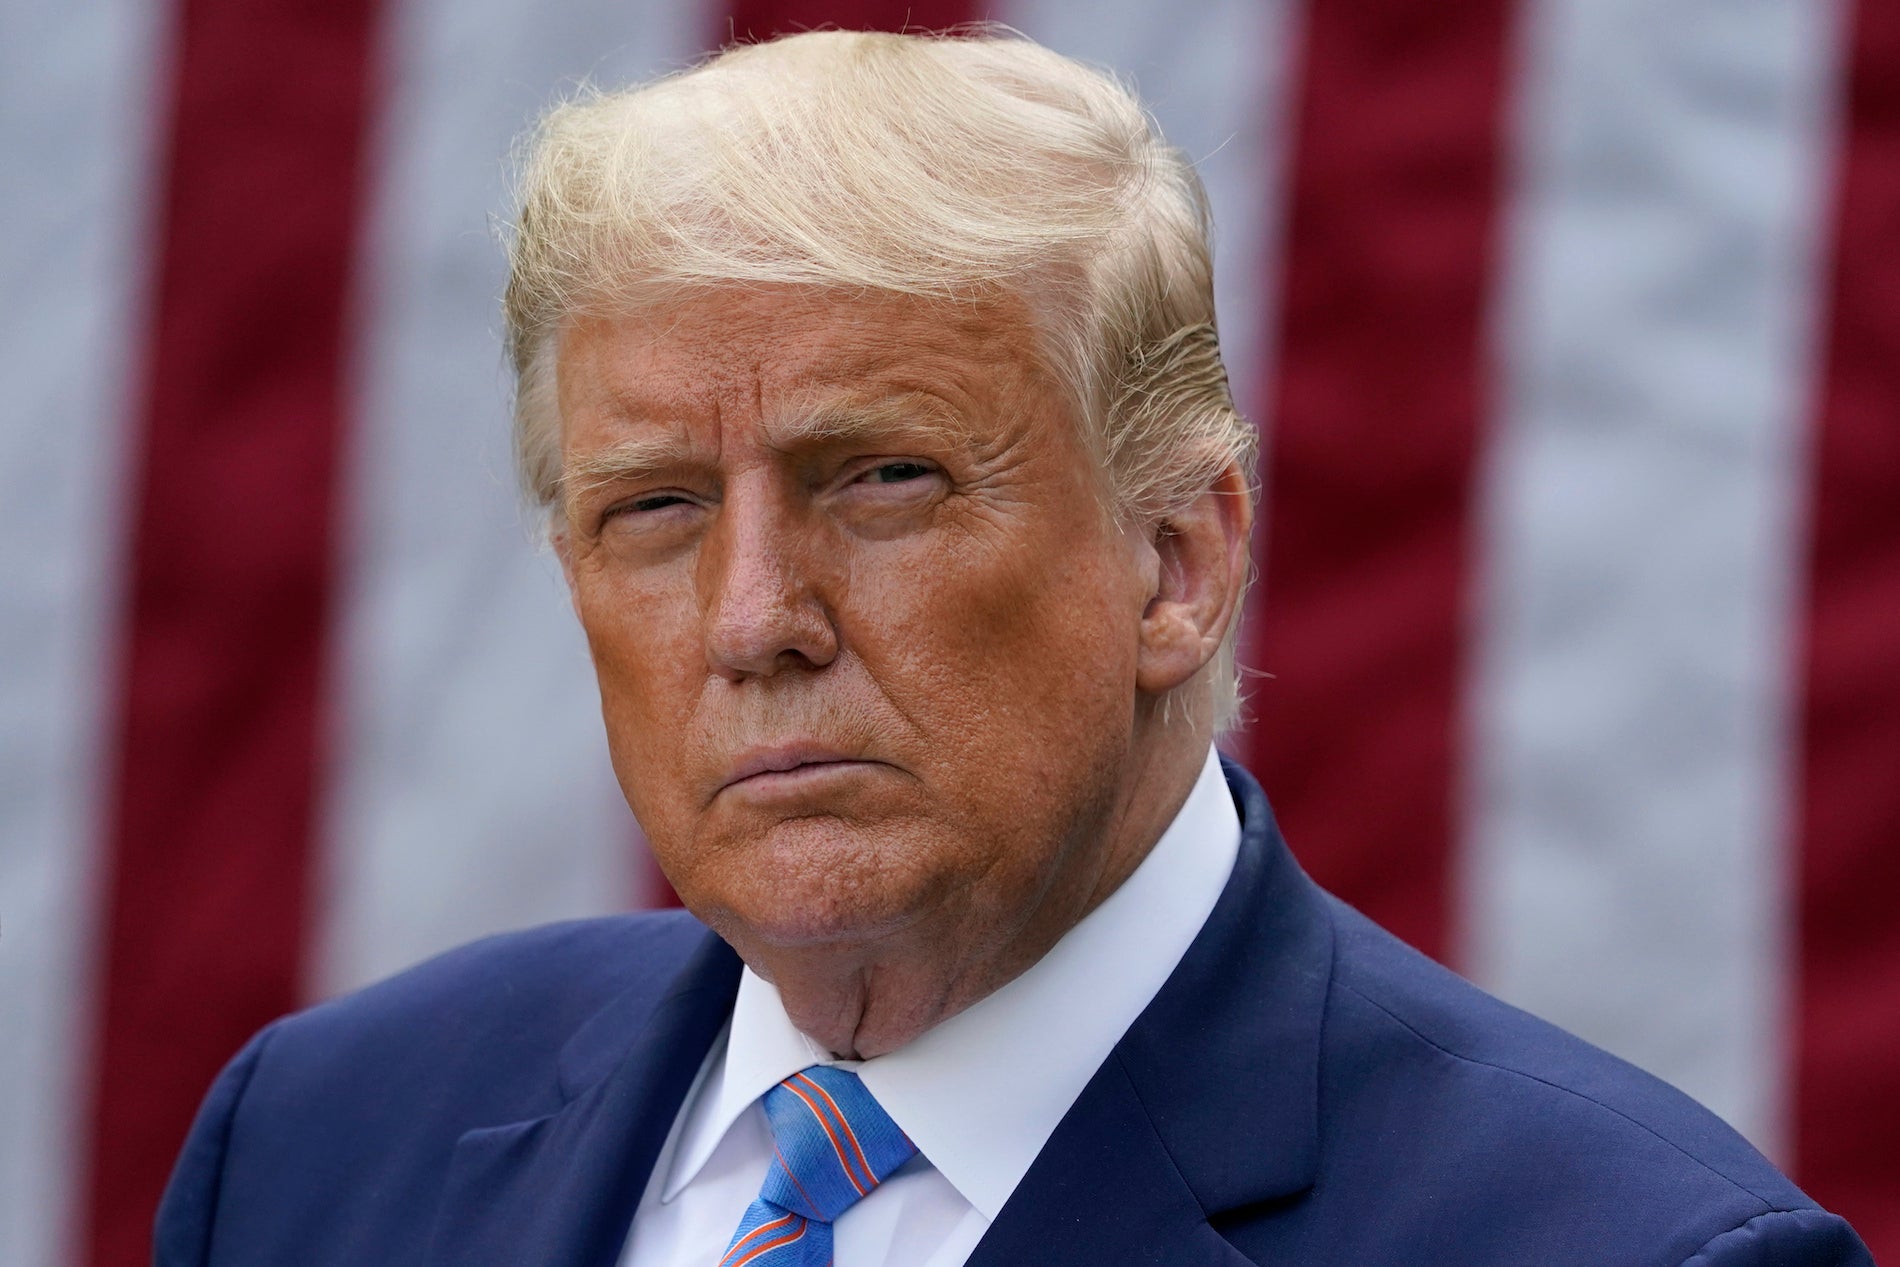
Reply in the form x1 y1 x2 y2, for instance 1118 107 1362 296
1134 462 1253 698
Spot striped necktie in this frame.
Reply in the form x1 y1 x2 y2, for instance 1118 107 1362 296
717 1065 918 1267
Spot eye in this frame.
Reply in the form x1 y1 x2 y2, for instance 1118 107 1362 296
598 491 695 530
628 492 692 512
860 461 934 485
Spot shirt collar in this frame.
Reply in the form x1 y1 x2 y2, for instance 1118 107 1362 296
661 745 1241 1219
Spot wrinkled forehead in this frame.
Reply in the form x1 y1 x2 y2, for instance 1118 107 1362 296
551 290 1111 531
554 284 1074 439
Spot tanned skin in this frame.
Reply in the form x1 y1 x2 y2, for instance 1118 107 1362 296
554 286 1251 1059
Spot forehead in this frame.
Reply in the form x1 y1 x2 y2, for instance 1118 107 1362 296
555 286 1053 444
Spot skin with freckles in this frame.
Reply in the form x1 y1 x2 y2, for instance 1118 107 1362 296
554 286 1251 1059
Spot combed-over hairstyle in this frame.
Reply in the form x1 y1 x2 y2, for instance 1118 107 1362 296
505 27 1257 727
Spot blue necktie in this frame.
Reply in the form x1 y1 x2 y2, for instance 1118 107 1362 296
717 1065 918 1267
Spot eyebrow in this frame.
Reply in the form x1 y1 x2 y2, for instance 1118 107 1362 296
559 432 698 519
561 391 968 510
760 390 967 454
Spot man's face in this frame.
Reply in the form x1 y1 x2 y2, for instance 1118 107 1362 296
555 287 1153 967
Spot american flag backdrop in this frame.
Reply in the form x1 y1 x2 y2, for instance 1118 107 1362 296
3 0 1896 1262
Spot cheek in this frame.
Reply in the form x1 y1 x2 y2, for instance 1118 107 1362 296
577 568 678 696
571 565 703 810
825 533 1138 922
851 515 1141 759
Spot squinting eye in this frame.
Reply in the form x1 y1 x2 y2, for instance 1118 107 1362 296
864 462 933 485
628 493 691 512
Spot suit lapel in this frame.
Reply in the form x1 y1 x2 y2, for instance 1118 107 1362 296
968 760 1334 1265
965 1055 1257 1267
422 931 742 1267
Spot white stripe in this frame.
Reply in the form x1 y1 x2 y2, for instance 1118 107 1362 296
0 0 168 1261
1463 0 1845 1157
997 0 1301 418
312 0 706 996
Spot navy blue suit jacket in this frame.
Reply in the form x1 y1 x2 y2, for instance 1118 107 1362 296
157 761 1873 1265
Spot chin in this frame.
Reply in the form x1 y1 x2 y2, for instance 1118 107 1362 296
679 815 948 951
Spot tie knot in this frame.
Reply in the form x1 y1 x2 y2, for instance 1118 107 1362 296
757 1066 917 1223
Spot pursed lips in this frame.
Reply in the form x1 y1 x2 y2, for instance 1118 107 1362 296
719 744 883 796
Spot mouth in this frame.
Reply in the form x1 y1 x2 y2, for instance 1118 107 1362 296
719 745 887 798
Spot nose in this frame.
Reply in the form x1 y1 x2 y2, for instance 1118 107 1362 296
699 486 839 681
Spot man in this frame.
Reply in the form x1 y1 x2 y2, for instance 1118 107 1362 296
158 28 1871 1267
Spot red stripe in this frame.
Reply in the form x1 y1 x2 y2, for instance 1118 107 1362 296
82 1 381 1262
1794 0 1900 1256
720 0 983 45
730 1218 807 1267
721 1213 797 1266
1242 0 1516 962
785 1078 869 1195
793 1072 877 1188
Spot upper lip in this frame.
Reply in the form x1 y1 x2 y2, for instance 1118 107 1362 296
721 743 866 790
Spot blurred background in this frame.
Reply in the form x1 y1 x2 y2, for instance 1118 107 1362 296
4 0 1896 1262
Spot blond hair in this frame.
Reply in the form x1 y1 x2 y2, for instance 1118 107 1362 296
505 27 1256 727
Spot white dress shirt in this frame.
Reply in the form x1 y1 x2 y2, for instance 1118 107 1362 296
619 746 1241 1267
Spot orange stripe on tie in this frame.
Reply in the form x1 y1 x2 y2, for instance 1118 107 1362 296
729 1217 807 1267
720 1213 796 1267
784 1080 868 1196
793 1072 877 1189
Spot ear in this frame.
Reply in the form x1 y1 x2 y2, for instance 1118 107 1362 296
1135 459 1253 698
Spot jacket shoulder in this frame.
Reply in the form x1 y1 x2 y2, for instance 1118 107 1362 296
1313 897 1861 1264
283 909 710 1040
155 910 715 1265
257 909 710 1119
